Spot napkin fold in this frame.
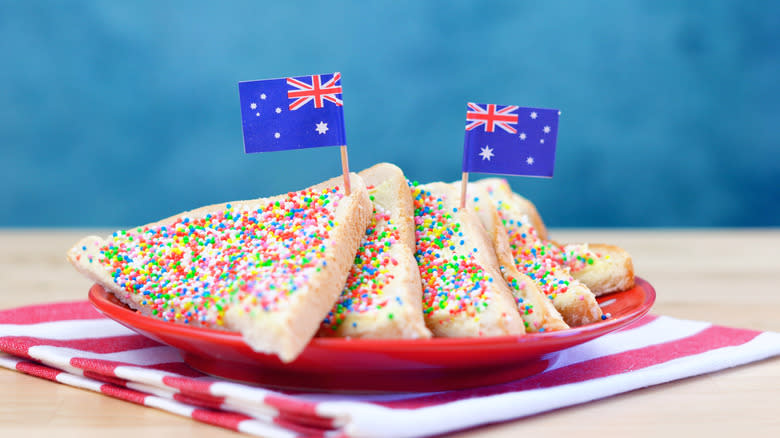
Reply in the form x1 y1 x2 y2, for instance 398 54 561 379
1 301 779 438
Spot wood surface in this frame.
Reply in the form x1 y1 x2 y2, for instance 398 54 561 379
1 229 778 437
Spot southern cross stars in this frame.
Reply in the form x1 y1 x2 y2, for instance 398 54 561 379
526 156 534 165
315 121 329 134
479 145 494 161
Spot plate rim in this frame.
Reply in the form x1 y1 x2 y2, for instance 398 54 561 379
88 277 656 351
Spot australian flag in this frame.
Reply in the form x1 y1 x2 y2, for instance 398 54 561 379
238 72 345 153
462 102 559 178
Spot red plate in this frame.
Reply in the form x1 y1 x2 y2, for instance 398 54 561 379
88 277 655 393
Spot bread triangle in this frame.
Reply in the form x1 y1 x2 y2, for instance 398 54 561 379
410 181 525 337
470 179 602 326
456 182 569 332
474 178 550 241
554 242 635 296
319 163 431 338
67 173 372 362
475 179 635 296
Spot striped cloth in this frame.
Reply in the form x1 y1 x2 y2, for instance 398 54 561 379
1 301 778 438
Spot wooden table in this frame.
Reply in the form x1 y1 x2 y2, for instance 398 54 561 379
1 229 778 437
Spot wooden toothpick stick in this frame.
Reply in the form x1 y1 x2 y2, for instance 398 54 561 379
340 145 351 195
459 171 469 210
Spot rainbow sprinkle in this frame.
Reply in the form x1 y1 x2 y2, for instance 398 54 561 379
500 266 536 329
410 182 492 324
558 244 601 272
496 199 579 299
320 198 401 333
95 187 344 327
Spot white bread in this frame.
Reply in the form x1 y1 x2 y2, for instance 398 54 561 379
458 183 569 333
555 242 635 296
319 163 431 339
411 182 526 337
471 179 602 326
476 179 635 296
67 173 372 362
474 178 549 240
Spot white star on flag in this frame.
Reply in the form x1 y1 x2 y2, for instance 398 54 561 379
526 156 534 165
530 111 538 119
260 93 267 100
274 132 280 139
540 139 545 144
255 112 260 117
543 125 551 133
275 107 282 114
479 145 494 161
315 121 329 134
250 103 257 110
519 132 526 140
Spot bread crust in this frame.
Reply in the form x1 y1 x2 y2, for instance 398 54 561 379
68 173 372 363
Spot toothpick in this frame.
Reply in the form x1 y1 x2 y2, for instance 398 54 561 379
340 145 351 195
459 171 468 210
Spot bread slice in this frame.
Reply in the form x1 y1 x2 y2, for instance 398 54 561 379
410 181 525 337
458 182 569 333
555 242 635 296
318 163 431 339
475 179 635 296
67 173 372 362
474 178 549 240
471 179 602 327
480 178 634 296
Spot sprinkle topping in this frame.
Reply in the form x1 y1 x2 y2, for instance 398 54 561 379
500 266 536 329
558 244 600 272
496 199 579 299
411 183 491 322
321 200 401 332
97 187 344 327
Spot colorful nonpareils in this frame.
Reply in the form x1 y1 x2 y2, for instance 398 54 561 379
97 188 344 327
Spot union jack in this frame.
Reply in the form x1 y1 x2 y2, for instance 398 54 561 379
465 103 519 134
287 73 343 111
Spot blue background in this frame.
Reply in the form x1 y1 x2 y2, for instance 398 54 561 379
1 0 778 228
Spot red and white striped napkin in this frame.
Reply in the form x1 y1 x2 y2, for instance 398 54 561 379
1 301 778 438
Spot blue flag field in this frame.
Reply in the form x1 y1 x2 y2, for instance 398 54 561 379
462 103 559 178
239 72 345 153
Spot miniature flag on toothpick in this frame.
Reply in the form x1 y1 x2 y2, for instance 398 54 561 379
238 72 351 193
459 103 560 208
